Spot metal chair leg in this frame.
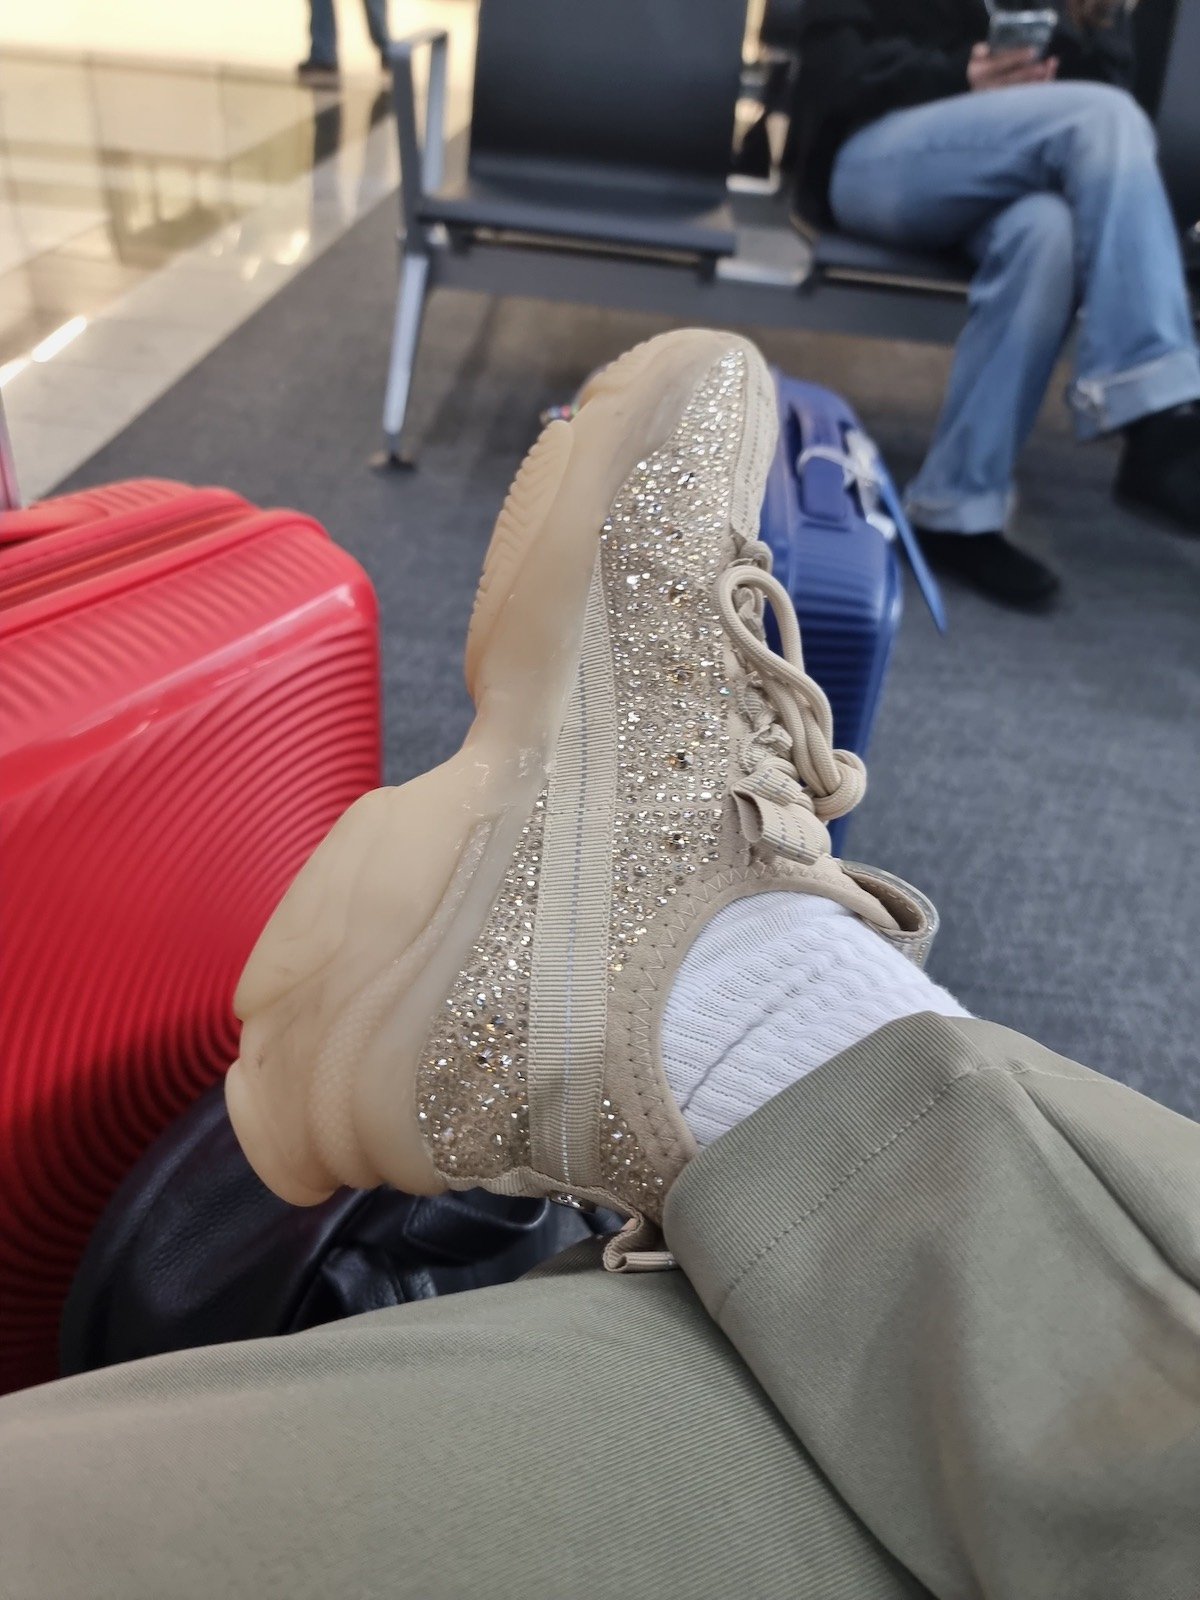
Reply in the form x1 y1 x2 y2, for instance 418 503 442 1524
375 248 430 471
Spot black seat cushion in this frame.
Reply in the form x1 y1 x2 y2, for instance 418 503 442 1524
421 171 738 258
60 1081 608 1376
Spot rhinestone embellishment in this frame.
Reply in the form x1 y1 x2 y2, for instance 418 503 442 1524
418 353 747 1212
417 797 545 1180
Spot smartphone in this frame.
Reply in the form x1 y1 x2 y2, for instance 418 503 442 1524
987 8 1058 58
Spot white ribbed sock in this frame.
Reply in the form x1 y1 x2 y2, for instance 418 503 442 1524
662 892 970 1148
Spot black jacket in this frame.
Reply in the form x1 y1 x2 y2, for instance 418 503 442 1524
791 0 1136 223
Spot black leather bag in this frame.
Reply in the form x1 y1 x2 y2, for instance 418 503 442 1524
61 1083 601 1376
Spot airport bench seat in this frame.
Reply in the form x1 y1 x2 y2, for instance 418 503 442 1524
421 170 737 261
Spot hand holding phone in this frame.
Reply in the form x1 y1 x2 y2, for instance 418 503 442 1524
969 24 1060 92
987 8 1058 57
969 6 1060 90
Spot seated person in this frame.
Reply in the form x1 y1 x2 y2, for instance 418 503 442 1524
791 0 1200 608
4 332 1199 1598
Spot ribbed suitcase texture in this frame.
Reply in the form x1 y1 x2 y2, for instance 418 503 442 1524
760 374 943 847
0 481 382 1393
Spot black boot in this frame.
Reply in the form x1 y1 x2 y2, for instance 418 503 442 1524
915 528 1061 611
1114 405 1200 536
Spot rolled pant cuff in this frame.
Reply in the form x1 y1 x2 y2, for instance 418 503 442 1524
903 486 1015 535
1068 348 1200 440
663 1011 1024 1314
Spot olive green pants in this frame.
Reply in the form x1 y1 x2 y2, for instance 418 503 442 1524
4 1015 1199 1599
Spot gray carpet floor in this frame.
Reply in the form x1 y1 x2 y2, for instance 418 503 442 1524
62 197 1200 1117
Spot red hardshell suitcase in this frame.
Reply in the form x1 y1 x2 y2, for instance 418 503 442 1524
0 478 382 1393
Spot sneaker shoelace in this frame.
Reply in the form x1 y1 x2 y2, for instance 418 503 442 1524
716 558 867 862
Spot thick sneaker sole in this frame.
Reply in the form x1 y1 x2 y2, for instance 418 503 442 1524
226 329 773 1206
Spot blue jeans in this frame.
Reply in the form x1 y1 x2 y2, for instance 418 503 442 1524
831 83 1200 534
309 0 390 65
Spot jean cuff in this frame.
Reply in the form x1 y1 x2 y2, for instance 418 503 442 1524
903 484 1015 535
1068 348 1200 440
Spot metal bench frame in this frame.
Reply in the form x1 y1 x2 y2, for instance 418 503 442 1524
380 25 970 464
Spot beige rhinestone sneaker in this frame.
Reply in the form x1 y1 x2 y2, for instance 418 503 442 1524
226 328 937 1267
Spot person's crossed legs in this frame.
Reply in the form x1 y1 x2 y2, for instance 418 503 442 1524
831 81 1200 609
3 332 1199 1600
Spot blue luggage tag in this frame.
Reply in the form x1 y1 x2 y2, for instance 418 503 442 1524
874 468 947 635
825 427 948 636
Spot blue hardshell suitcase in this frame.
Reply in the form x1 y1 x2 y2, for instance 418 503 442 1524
760 374 944 846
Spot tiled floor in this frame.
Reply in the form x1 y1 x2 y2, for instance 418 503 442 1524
0 3 473 500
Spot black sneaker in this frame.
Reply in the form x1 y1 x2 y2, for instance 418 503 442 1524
1114 405 1200 536
296 57 340 84
915 528 1061 611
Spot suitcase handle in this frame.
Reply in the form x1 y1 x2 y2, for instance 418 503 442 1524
0 481 200 546
785 403 947 634
792 440 853 526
